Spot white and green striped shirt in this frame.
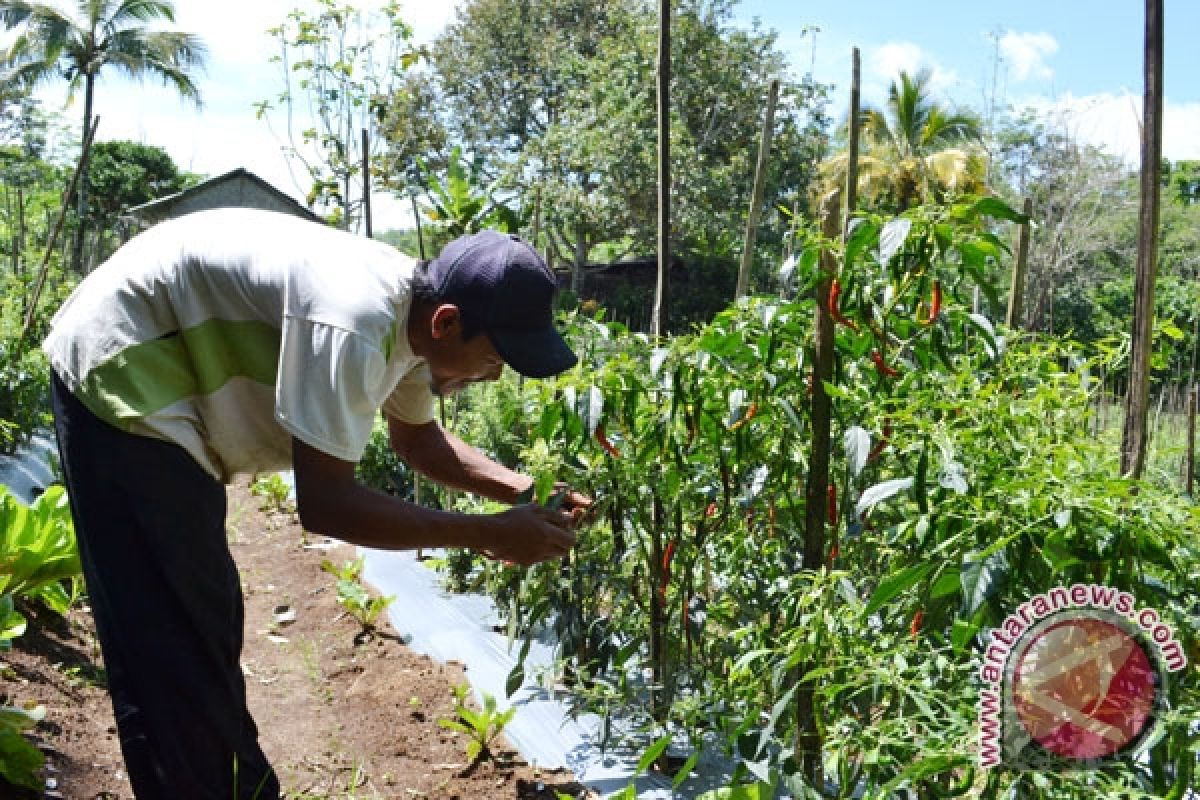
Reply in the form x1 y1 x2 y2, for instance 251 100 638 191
44 208 435 482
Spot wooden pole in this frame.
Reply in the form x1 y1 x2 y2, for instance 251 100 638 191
843 48 861 235
361 128 373 238
734 79 779 299
15 115 99 360
411 194 426 260
1006 197 1033 329
1121 0 1164 480
650 0 671 337
1187 386 1196 497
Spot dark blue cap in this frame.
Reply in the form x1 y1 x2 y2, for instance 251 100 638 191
426 230 577 378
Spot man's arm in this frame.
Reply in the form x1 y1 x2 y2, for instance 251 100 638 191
386 416 531 503
386 416 593 514
290 436 575 565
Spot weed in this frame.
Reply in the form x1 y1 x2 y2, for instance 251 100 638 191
320 558 394 638
437 682 516 767
250 472 294 513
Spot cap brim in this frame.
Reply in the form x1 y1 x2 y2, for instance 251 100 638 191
489 326 578 379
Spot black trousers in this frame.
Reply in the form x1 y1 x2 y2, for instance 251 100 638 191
50 372 280 800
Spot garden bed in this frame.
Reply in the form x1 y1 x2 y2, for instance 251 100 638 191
0 478 591 799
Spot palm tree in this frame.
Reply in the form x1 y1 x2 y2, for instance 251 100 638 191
0 0 206 271
823 69 986 211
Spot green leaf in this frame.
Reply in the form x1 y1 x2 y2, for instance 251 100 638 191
672 750 701 789
970 196 1030 224
930 567 961 599
878 217 912 265
635 733 673 775
696 781 775 800
960 550 1010 618
863 562 935 617
505 663 525 698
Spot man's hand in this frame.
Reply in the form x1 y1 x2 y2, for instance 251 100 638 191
483 504 577 565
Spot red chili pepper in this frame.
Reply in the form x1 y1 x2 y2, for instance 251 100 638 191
826 484 837 525
917 281 942 326
659 540 676 601
867 420 893 463
909 608 925 637
704 502 718 518
595 424 621 458
870 350 900 378
828 279 859 331
827 542 839 567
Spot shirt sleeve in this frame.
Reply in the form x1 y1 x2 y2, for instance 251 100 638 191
275 316 389 462
381 364 436 425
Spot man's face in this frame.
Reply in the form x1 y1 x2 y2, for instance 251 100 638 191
423 306 505 395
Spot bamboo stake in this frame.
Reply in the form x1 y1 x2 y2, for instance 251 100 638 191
650 0 671 337
1120 0 1164 480
1187 386 1196 496
735 79 779 299
1006 197 1033 329
15 116 99 360
361 128 373 238
843 49 861 235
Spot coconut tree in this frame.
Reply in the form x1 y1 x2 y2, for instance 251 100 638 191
0 0 206 271
823 68 985 211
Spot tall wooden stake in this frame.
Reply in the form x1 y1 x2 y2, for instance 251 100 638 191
1121 0 1164 480
843 48 861 234
411 194 426 260
1006 197 1033 329
361 128 373 238
735 79 779 299
650 0 671 337
1187 386 1196 496
795 47 863 791
15 116 99 360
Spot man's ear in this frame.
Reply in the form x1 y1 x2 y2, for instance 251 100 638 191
429 304 462 341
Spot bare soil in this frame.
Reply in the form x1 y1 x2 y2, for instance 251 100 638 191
0 479 592 799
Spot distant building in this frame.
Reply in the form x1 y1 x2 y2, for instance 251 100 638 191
121 168 324 236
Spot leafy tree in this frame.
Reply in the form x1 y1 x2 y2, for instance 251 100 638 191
1163 159 1200 205
385 0 830 320
824 68 985 211
258 0 418 230
991 109 1135 332
0 0 206 271
84 139 193 258
416 145 518 253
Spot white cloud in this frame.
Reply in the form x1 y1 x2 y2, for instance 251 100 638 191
1022 92 1200 165
999 31 1058 83
29 0 461 229
865 42 962 105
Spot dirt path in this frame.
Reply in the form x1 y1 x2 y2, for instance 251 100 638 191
1 480 591 799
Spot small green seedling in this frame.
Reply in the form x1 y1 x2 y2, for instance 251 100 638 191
320 557 394 637
438 683 516 766
250 473 293 513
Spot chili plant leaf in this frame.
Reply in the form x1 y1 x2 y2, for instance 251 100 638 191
960 550 1010 618
635 733 673 776
878 217 912 266
843 426 871 478
863 562 935 618
505 663 524 699
672 750 701 789
696 781 775 799
855 478 914 517
971 196 1030 224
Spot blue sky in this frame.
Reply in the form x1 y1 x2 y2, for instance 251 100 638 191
21 0 1198 227
731 0 1200 164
